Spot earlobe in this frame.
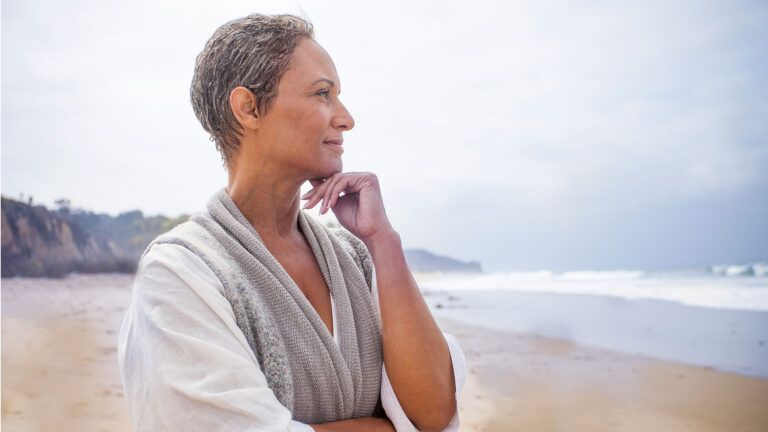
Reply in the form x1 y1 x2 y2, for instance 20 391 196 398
229 86 260 130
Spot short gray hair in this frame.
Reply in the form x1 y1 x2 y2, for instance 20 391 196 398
190 13 314 168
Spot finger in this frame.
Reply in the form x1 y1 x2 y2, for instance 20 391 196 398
302 178 327 202
301 188 316 200
321 173 346 214
306 174 340 210
320 173 347 214
305 177 331 204
327 179 353 210
304 191 321 209
304 180 329 209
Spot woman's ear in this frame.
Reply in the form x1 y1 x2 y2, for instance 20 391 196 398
230 86 260 131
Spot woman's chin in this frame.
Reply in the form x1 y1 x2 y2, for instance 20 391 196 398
315 159 343 179
330 155 344 170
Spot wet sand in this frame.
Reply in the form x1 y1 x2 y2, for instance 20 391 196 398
2 273 768 431
438 317 768 431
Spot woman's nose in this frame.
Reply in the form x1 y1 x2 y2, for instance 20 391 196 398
332 101 355 131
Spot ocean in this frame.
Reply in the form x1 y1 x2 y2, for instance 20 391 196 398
418 264 768 378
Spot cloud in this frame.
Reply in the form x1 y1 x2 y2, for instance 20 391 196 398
2 0 767 270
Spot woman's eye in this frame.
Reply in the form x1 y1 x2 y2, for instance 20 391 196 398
316 89 330 100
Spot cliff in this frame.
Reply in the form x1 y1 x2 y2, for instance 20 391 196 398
1 197 187 277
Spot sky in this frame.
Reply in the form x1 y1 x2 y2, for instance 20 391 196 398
2 0 767 272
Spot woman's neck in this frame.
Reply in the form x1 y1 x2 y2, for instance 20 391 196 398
226 164 304 243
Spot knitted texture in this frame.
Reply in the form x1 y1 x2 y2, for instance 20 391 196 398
140 188 383 423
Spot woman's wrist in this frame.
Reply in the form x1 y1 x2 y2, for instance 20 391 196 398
361 227 400 252
310 416 395 431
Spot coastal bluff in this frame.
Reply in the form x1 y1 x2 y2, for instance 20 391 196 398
404 248 483 273
1 197 188 277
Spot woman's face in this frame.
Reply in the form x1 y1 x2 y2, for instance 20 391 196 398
253 38 355 180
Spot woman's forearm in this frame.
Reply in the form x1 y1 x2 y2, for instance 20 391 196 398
363 228 457 432
310 416 395 431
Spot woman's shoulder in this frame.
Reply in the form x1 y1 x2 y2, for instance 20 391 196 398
138 241 206 272
139 216 235 274
136 241 221 289
141 217 209 258
132 217 237 294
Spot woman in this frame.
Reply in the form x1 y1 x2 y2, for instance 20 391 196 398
118 13 465 432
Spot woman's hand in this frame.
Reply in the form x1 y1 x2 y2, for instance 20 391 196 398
302 172 393 241
310 416 396 432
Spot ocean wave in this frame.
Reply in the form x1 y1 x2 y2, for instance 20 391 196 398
709 262 768 277
417 269 768 311
559 270 645 281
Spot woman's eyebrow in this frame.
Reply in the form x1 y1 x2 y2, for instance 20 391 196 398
310 78 336 87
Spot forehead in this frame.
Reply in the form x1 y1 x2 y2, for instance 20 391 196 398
282 39 339 86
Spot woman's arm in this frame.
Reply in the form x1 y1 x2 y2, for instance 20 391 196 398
363 229 457 432
305 172 458 431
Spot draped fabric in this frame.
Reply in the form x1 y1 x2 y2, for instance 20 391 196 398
141 187 383 423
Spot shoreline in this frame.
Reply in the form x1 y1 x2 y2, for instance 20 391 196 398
420 287 768 379
436 316 768 431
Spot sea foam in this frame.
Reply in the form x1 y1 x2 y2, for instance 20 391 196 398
418 266 768 312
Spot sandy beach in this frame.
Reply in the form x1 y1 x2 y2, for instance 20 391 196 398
3 273 768 431
438 316 768 431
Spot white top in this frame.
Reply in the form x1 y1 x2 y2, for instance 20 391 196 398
117 243 466 432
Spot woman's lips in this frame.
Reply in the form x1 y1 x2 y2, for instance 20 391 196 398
323 140 344 153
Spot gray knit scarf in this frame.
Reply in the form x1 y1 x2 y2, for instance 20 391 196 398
142 187 384 423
